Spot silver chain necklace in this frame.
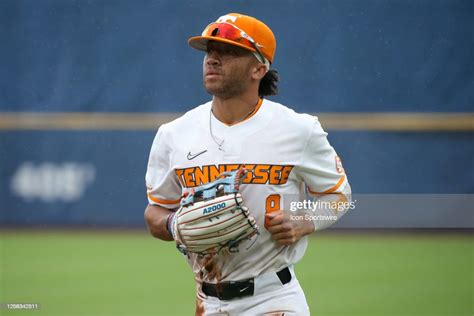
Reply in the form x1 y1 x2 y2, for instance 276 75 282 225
209 102 259 152
209 108 225 151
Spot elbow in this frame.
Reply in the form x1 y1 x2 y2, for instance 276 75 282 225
144 204 174 241
147 224 162 239
342 181 352 195
144 206 162 239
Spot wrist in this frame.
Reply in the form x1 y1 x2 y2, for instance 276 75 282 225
299 219 315 236
165 212 175 239
306 219 316 234
297 211 316 235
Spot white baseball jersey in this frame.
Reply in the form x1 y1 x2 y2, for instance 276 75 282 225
146 98 349 283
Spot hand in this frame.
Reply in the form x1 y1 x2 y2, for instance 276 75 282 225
266 210 315 246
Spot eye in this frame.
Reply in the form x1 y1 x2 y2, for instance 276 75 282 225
206 44 247 57
223 48 238 55
225 47 248 57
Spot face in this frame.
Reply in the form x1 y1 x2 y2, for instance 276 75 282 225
202 41 258 98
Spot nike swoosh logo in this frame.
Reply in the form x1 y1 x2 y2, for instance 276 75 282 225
187 150 207 160
239 286 249 293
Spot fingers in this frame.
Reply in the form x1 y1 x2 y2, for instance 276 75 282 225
266 211 284 226
270 230 295 240
271 230 299 246
266 211 301 245
267 221 293 233
266 211 290 234
275 238 298 246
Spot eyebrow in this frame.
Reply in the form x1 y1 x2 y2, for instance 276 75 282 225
207 45 249 55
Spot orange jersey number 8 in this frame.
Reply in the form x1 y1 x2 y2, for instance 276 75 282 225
264 194 281 229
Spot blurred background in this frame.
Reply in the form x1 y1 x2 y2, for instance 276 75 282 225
0 0 472 315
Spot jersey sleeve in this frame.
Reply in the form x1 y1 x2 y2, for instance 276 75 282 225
145 125 182 209
296 117 349 195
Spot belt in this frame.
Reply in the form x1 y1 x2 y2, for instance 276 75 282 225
201 267 292 301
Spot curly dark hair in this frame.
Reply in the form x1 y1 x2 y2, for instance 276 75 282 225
258 69 279 97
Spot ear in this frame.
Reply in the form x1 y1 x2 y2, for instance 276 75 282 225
250 63 268 80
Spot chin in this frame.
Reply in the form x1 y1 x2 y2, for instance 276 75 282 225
204 82 221 94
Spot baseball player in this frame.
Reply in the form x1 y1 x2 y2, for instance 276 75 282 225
145 13 351 315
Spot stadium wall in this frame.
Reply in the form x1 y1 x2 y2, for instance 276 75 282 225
1 0 472 227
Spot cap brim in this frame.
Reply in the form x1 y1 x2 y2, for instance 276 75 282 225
188 36 257 54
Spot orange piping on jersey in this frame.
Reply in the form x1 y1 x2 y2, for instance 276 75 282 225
307 175 346 194
147 193 181 205
226 98 263 127
242 98 263 122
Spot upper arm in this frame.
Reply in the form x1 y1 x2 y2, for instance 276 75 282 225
296 118 350 195
145 125 182 209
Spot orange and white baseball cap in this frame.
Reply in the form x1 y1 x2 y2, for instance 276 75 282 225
188 13 276 68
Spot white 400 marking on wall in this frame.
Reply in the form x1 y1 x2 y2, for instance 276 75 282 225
10 162 95 202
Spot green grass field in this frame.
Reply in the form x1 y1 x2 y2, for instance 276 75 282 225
1 231 472 316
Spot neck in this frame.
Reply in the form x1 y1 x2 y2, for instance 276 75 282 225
211 93 260 125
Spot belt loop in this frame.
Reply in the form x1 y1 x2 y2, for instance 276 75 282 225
276 267 292 285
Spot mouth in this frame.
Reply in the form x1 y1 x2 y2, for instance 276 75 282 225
205 69 221 77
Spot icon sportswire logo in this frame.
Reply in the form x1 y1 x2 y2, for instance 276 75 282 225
187 150 207 160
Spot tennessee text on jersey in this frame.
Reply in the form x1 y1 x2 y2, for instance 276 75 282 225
175 164 294 188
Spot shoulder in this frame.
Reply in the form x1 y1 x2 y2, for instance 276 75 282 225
151 102 211 150
263 99 322 134
159 101 211 134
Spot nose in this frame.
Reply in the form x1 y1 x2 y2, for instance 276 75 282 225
205 50 220 66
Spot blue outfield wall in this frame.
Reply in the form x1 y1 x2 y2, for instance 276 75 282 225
0 0 473 227
1 131 473 227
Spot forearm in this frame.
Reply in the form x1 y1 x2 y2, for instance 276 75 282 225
144 204 175 241
308 182 352 232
